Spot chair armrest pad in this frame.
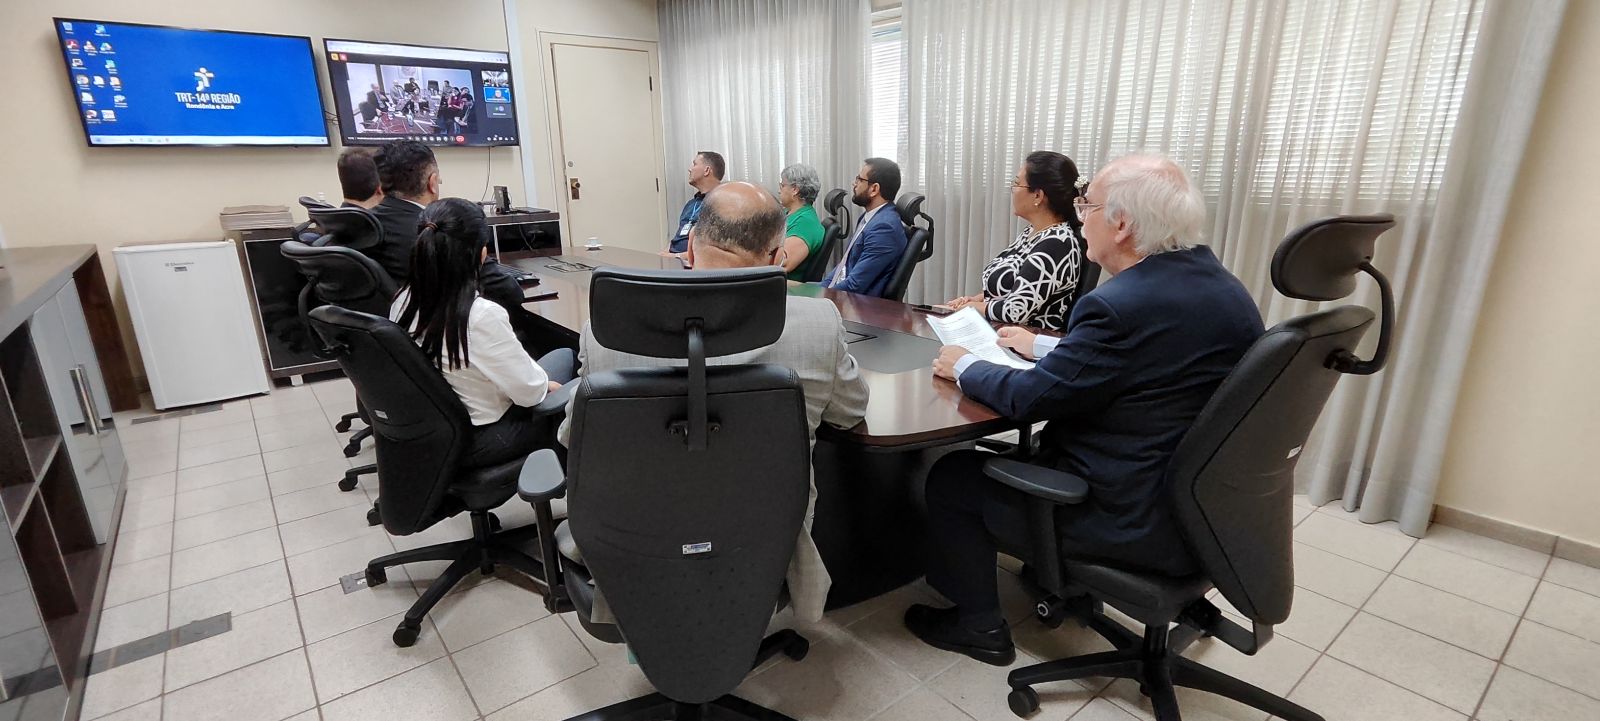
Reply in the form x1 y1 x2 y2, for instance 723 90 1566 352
982 458 1089 504
531 379 579 417
518 448 566 502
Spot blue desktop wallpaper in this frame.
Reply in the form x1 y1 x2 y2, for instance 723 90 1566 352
58 20 329 145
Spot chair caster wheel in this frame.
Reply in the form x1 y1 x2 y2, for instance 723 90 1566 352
338 475 359 492
335 418 353 433
784 637 810 661
1036 597 1067 629
366 505 382 527
1007 686 1039 717
392 622 420 648
365 567 387 587
343 441 362 457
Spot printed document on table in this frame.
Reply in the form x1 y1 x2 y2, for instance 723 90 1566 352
926 307 1036 370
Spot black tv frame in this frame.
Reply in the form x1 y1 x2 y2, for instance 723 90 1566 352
53 17 332 149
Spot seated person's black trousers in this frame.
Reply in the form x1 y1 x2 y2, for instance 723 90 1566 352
465 348 577 467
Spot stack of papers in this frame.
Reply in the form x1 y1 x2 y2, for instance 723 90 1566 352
219 205 294 231
926 307 1036 370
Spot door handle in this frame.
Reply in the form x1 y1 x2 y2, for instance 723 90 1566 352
69 365 101 436
569 178 581 201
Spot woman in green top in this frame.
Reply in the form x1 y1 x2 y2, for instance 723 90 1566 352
777 163 827 281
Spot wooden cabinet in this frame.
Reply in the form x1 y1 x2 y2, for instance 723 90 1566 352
0 246 137 720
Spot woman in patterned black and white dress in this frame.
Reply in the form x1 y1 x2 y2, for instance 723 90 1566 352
942 151 1087 332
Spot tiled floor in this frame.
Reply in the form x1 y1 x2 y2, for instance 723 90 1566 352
84 377 1600 721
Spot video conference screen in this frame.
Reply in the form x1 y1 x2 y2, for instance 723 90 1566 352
53 19 330 147
324 39 521 147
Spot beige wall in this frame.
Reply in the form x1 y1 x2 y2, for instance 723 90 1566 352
1437 0 1600 548
0 0 657 379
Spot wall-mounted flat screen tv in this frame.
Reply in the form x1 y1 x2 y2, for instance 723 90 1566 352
324 38 520 147
54 18 330 147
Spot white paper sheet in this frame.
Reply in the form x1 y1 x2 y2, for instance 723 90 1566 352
926 307 1036 370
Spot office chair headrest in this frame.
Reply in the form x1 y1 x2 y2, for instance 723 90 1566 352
307 206 383 251
589 266 787 359
1271 214 1395 302
298 195 333 212
895 192 928 226
824 188 848 216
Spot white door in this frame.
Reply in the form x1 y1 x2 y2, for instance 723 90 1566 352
550 43 664 253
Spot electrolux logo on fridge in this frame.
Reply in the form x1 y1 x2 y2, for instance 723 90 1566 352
173 66 242 110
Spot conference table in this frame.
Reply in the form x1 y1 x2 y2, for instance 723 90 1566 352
504 246 1024 608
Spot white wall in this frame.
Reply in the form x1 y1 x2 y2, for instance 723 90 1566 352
0 0 657 381
1437 0 1600 548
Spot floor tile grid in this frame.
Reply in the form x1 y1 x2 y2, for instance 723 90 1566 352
99 383 1600 721
1273 512 1555 721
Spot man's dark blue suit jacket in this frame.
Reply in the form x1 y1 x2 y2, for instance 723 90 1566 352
959 246 1264 575
822 202 908 298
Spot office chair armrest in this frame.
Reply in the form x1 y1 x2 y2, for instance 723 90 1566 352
983 458 1090 505
531 379 579 417
518 448 567 502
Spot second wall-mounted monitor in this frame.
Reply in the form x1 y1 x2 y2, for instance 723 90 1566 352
324 38 520 147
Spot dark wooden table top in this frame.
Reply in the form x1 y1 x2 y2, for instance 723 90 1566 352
504 247 1018 449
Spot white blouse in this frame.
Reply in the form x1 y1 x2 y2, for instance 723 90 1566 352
390 291 549 426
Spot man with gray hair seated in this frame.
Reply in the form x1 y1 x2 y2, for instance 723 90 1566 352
561 181 869 623
776 163 827 281
906 153 1265 665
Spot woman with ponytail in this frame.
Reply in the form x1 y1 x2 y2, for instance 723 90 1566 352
390 197 575 461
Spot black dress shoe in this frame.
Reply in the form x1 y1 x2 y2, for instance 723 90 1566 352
904 603 1016 666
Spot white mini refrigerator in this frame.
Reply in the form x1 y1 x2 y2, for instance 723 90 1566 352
115 240 271 409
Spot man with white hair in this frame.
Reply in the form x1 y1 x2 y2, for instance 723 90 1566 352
906 154 1264 665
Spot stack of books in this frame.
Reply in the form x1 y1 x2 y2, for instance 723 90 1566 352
219 205 294 231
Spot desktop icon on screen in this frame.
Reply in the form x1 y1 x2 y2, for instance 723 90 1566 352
110 77 122 89
95 24 108 36
66 39 80 52
71 58 84 68
93 76 105 87
102 110 116 121
100 42 113 53
105 59 117 70
75 75 89 86
85 42 97 55
62 22 74 33
85 110 98 121
113 95 126 106
80 92 94 104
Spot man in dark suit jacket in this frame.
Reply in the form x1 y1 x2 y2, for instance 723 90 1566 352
821 158 909 298
906 154 1265 666
369 140 525 314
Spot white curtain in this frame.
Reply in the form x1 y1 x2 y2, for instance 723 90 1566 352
657 0 871 213
895 0 1564 535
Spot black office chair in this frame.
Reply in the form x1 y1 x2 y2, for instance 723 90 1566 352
293 195 333 243
801 188 851 283
307 305 570 647
988 214 1397 720
882 192 935 301
518 266 813 720
279 237 393 494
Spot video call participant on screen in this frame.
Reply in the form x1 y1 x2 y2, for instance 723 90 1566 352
371 141 525 318
390 198 576 464
905 154 1265 666
562 181 869 623
663 151 725 257
338 148 383 209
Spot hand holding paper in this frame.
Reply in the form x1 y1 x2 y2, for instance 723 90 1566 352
926 307 1036 371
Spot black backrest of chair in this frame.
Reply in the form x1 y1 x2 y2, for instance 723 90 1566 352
307 205 384 252
805 188 851 281
1077 259 1104 297
1166 215 1395 625
280 241 398 319
883 192 934 301
567 267 810 703
307 306 473 535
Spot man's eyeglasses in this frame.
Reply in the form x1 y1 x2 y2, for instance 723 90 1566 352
854 175 871 185
1073 196 1105 223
